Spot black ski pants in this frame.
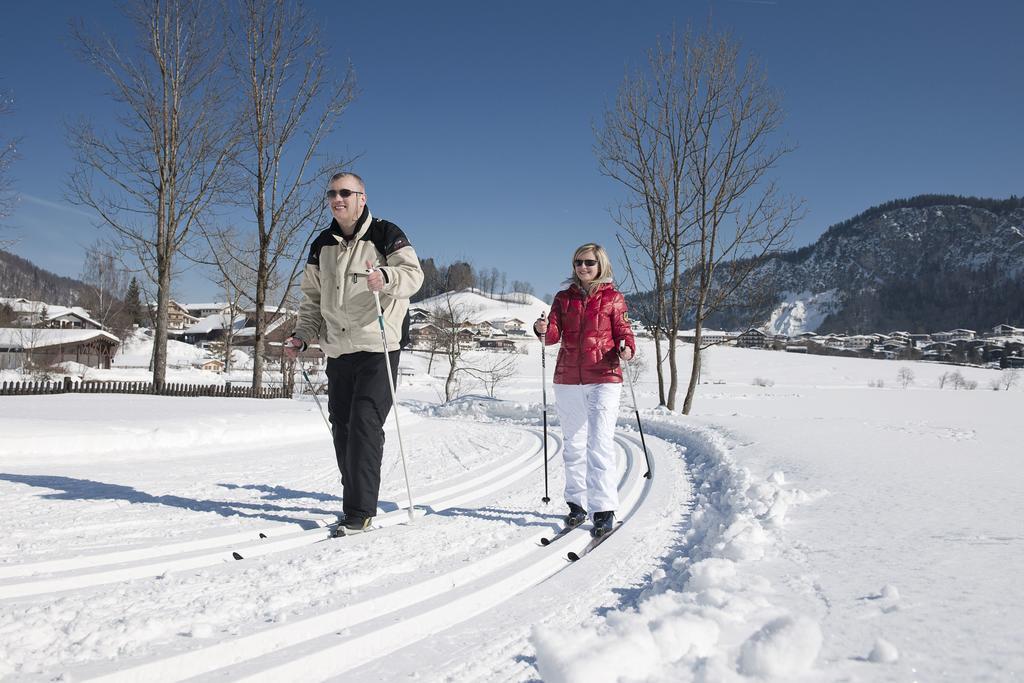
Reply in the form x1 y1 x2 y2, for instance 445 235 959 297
325 350 400 520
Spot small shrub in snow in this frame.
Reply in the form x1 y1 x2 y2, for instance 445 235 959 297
868 379 885 388
896 367 914 388
1000 368 1020 391
963 379 977 390
752 377 775 387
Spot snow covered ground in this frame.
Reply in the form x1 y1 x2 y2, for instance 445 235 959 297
1 339 1021 681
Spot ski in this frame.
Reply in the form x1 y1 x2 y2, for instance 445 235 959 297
566 523 622 561
539 525 578 546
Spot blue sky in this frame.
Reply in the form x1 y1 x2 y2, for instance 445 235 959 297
2 0 1022 302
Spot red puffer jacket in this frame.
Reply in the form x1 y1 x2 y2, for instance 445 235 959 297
544 282 636 385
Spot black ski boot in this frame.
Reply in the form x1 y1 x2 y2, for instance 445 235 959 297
592 511 615 537
332 515 373 537
565 502 587 528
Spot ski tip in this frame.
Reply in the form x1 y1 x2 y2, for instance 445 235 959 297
567 552 580 562
258 532 268 539
231 552 244 561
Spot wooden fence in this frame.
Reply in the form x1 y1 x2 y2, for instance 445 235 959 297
0 377 290 399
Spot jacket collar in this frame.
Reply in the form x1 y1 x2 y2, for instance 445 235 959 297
570 280 613 297
329 206 373 243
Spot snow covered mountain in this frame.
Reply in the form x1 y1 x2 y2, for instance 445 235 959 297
756 196 1024 334
627 196 1024 336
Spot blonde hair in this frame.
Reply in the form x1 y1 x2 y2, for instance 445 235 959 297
570 243 613 289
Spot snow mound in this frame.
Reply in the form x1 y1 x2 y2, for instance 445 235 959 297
869 637 900 663
414 288 547 323
737 615 823 676
410 396 551 424
531 417 828 680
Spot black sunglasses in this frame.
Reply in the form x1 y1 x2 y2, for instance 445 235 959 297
326 189 364 199
574 259 598 267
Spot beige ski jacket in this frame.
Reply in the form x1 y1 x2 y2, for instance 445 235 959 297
294 208 423 356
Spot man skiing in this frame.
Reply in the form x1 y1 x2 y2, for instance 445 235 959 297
284 172 423 536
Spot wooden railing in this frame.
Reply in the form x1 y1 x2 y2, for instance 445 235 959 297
0 377 290 399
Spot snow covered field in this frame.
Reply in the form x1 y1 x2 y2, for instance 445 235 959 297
1 339 1021 681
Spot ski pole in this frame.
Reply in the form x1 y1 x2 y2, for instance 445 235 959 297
301 365 333 438
369 266 416 523
539 313 550 503
620 339 652 479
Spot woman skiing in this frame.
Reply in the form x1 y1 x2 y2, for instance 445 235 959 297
534 243 635 537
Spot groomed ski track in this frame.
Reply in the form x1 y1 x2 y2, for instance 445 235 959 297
2 414 689 681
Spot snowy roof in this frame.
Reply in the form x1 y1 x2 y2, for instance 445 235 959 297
235 314 292 338
181 313 248 335
0 298 101 327
186 302 230 310
0 327 120 349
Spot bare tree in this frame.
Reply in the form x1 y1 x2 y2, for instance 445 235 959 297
67 0 237 389
78 242 130 337
597 28 799 413
0 88 21 246
429 294 478 402
678 31 801 414
214 277 247 374
596 32 699 409
202 0 357 391
462 352 519 398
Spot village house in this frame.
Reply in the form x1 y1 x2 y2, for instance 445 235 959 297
478 338 518 352
948 329 976 342
735 328 769 349
148 300 199 332
679 329 731 345
991 323 1024 337
0 327 120 370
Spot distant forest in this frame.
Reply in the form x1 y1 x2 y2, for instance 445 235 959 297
818 264 1024 334
0 248 85 306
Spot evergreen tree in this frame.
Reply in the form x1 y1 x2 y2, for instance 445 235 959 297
124 277 145 326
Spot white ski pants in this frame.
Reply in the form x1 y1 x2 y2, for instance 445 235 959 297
553 382 622 514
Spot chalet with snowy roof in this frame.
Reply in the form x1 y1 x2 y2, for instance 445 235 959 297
197 358 225 372
409 322 442 346
0 328 120 370
735 328 769 349
478 338 518 351
409 308 431 324
180 313 248 346
992 323 1024 336
0 298 102 330
843 334 876 351
185 302 231 318
489 317 528 335
679 329 731 345
148 300 199 332
948 329 976 342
